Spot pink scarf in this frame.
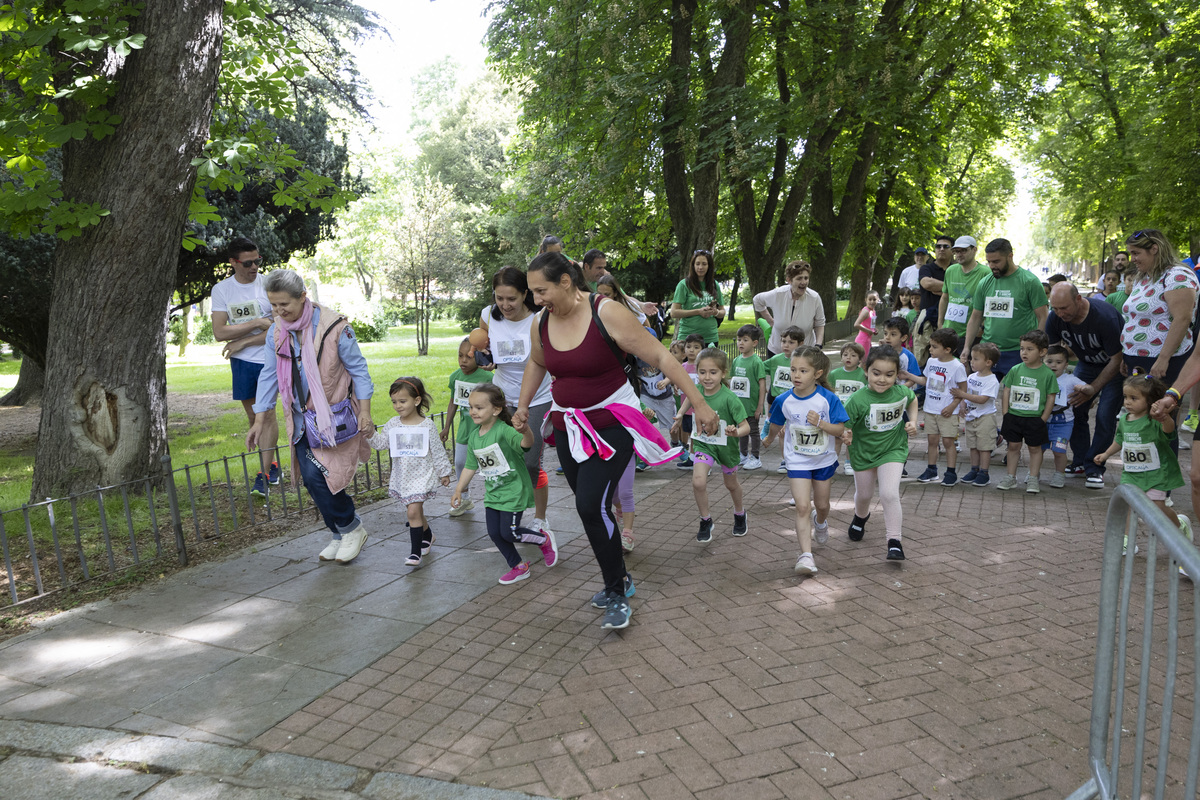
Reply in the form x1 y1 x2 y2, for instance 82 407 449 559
274 299 334 442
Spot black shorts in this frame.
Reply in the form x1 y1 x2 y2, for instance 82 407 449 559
1001 413 1049 446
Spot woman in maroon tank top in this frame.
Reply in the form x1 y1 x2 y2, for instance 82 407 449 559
513 253 718 630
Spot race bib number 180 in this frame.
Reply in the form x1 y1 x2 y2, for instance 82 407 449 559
1122 442 1160 473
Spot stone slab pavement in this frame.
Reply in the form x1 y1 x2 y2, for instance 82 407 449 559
0 433 1195 798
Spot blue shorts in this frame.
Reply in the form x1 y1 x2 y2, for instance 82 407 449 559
230 358 264 401
1042 413 1073 453
787 462 839 481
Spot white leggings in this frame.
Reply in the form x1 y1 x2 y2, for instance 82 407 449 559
852 461 904 540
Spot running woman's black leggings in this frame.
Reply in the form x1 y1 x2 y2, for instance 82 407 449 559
556 424 634 596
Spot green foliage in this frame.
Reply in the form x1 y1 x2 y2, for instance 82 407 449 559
193 316 215 345
346 312 390 343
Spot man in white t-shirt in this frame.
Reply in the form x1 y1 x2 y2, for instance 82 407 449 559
898 247 927 292
211 237 279 496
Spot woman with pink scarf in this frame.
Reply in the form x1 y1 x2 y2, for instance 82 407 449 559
246 270 376 564
513 252 719 631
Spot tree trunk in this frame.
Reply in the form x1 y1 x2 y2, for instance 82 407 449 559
32 0 223 499
728 263 742 322
0 357 44 406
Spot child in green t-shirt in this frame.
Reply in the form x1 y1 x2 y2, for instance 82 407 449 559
441 337 493 516
829 342 866 475
451 384 557 586
672 348 751 543
731 324 767 470
842 345 919 561
1095 375 1191 567
997 330 1057 493
764 326 806 472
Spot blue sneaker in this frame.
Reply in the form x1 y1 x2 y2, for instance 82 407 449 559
591 574 635 608
251 472 267 498
601 593 632 630
677 457 693 470
267 461 281 485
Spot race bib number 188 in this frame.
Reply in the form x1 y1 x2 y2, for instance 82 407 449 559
867 401 906 432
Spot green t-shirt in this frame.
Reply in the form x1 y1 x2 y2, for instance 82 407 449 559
941 261 988 335
1106 290 1128 320
1001 362 1058 418
731 354 767 415
1114 413 1184 493
764 352 793 399
672 280 723 343
970 268 1048 351
904 308 918 331
689 384 749 468
448 368 493 445
465 422 534 512
843 383 916 470
829 366 867 406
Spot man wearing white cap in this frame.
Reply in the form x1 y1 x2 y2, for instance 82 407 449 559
898 247 928 292
938 236 986 354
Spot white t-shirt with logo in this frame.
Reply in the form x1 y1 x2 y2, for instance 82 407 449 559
482 306 552 407
210 274 271 364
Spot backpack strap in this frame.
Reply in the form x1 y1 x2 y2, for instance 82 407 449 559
589 293 628 369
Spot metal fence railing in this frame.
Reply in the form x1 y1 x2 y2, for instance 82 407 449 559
1 411 452 610
1067 485 1200 800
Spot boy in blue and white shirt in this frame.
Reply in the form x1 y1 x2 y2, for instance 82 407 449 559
1043 344 1087 488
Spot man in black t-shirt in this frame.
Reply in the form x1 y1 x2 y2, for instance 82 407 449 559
1045 282 1124 488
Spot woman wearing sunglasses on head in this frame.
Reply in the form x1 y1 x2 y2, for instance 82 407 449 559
1120 228 1199 385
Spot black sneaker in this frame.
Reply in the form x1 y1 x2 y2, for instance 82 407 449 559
848 513 869 542
1064 465 1086 476
732 513 748 537
940 469 958 487
917 465 938 483
887 539 905 560
601 593 632 630
697 518 714 543
591 574 635 608
960 467 980 484
251 472 268 498
902 467 909 478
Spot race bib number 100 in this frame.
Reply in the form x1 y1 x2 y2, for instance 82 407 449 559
867 401 906 432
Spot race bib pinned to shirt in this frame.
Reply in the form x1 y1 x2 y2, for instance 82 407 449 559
692 421 729 447
390 426 429 458
772 365 792 392
1122 441 1160 473
1009 386 1040 413
867 400 906 432
788 424 827 456
835 380 864 400
946 302 970 324
984 295 1015 319
730 376 751 398
453 380 474 408
492 335 529 364
227 300 264 324
473 443 512 479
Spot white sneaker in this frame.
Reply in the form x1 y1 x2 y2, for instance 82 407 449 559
777 461 788 474
743 457 763 470
1048 472 1065 488
318 538 341 561
1026 477 1040 494
843 462 854 476
449 496 473 517
794 552 817 575
811 510 829 545
739 454 748 466
335 526 368 564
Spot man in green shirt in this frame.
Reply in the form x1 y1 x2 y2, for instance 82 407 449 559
961 238 1049 378
938 235 987 353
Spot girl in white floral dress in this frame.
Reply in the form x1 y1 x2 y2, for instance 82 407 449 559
368 377 454 566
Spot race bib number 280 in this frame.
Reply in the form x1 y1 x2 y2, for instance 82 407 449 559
984 295 1014 319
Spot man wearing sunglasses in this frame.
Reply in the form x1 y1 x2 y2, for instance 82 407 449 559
211 236 280 496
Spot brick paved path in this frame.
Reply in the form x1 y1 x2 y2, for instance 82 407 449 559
251 441 1193 800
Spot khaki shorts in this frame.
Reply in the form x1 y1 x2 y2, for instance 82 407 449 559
925 412 961 438
963 414 999 451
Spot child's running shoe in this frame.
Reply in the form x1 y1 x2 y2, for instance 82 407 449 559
449 496 473 517
732 513 748 537
591 574 635 608
811 509 829 544
848 513 869 541
251 472 268 498
538 527 558 567
940 469 958 487
498 562 531 585
1086 474 1105 489
1026 476 1040 494
996 475 1018 490
793 552 817 575
887 539 905 560
601 594 632 629
973 471 990 487
1048 472 1065 488
697 517 714 543
677 456 694 470
917 465 938 483
743 457 763 470
1122 535 1138 556
843 462 855 476
1064 465 1086 476
960 467 979 484
777 460 787 474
